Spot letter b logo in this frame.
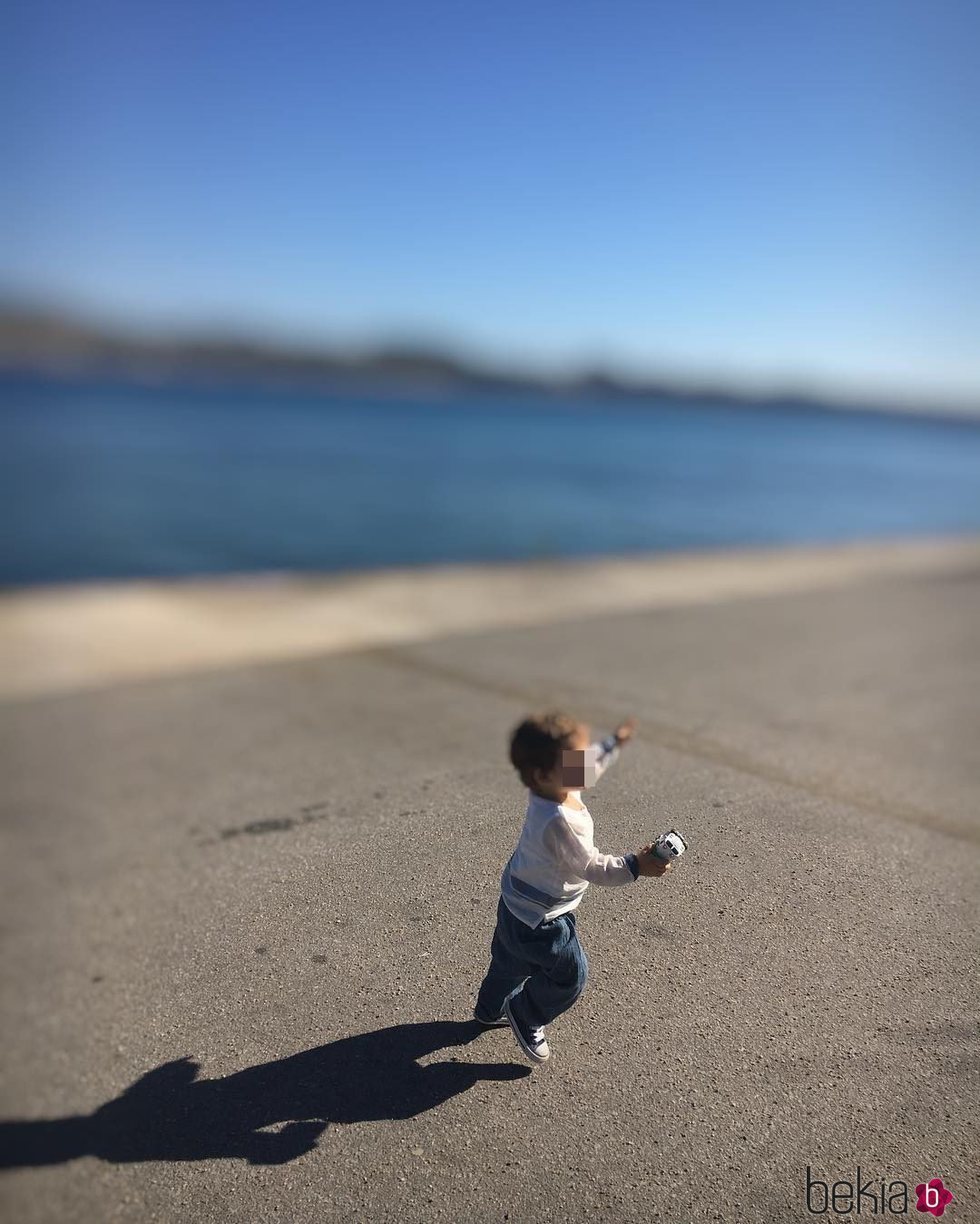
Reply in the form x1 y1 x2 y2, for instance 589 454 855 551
806 1167 828 1214
915 1177 954 1218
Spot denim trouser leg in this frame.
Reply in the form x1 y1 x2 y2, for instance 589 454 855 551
476 897 589 1028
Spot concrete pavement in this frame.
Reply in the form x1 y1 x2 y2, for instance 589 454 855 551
1 544 978 1222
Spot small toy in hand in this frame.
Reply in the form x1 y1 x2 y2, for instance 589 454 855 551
652 829 687 860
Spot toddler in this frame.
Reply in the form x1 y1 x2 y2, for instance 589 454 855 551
473 710 671 1064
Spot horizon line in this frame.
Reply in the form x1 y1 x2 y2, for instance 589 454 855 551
2 293 979 420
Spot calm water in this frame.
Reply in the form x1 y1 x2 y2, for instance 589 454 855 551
2 376 980 587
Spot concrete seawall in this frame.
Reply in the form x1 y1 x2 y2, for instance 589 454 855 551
2 535 978 701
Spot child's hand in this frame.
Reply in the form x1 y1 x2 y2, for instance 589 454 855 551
635 845 672 877
614 717 637 745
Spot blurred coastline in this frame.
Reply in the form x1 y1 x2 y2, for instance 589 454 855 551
4 314 979 703
3 304 979 421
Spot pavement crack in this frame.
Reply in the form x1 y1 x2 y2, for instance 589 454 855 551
365 644 978 846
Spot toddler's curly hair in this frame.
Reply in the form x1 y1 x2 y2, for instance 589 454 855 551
509 710 584 789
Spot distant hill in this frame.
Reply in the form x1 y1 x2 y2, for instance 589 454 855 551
1 304 976 423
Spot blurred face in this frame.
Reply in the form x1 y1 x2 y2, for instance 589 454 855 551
535 725 596 795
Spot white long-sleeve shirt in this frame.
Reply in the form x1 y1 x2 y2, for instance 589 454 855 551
499 734 639 928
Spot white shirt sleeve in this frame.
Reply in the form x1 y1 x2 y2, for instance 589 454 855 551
591 734 621 784
543 812 638 886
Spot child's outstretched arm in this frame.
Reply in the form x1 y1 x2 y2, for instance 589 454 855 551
590 717 637 784
543 812 640 885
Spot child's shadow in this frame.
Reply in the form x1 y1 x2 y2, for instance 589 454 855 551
0 1020 529 1168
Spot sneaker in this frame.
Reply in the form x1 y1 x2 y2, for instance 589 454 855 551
473 1004 509 1026
504 991 550 1063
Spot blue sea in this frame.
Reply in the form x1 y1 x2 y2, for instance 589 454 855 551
2 375 979 588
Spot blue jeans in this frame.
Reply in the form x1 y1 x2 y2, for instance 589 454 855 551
476 896 589 1027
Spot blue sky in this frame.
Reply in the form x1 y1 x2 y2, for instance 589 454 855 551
3 0 979 407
